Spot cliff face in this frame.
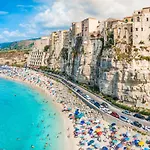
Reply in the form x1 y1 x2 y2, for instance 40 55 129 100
60 38 150 107
97 44 150 108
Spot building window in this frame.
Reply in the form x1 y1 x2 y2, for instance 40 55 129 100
138 11 140 14
147 18 149 21
137 17 140 22
141 28 143 31
131 27 133 32
136 28 138 31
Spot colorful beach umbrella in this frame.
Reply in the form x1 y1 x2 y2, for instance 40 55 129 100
138 141 145 146
95 128 101 133
97 131 102 136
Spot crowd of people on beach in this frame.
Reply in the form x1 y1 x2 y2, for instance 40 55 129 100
0 66 150 150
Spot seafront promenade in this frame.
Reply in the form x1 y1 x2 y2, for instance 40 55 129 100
0 66 150 150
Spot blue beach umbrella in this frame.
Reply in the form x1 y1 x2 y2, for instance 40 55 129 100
86 148 92 150
80 120 85 125
124 137 130 141
88 140 95 146
112 139 118 144
134 140 140 146
111 123 116 126
116 143 123 148
144 148 149 150
86 121 91 125
102 146 108 150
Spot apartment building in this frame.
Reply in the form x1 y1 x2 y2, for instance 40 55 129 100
27 36 50 67
48 30 69 70
113 7 150 48
133 7 150 47
114 18 133 45
81 18 99 44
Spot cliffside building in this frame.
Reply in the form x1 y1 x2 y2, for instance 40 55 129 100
82 18 99 44
113 7 150 48
27 36 50 67
48 30 69 70
133 7 150 47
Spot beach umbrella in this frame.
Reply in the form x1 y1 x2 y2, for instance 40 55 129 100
80 120 85 125
124 137 130 142
144 148 149 150
80 135 84 139
86 148 92 150
88 140 95 146
102 146 108 150
96 124 102 128
97 131 102 136
111 123 116 126
116 143 123 148
112 139 118 144
138 141 145 146
146 140 150 144
86 121 91 125
95 120 100 123
134 140 140 146
94 143 100 149
126 132 131 137
95 128 101 132
88 129 93 135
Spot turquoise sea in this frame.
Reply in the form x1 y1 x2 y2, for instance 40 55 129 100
0 78 63 150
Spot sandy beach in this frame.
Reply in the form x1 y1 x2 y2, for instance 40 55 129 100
0 67 150 150
0 71 79 150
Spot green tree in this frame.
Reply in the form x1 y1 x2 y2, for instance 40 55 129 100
44 45 50 52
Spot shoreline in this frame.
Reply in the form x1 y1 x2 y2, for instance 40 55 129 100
0 74 79 150
0 67 150 150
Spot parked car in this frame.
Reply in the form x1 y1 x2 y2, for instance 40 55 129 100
143 126 150 131
94 102 101 108
107 110 112 114
146 116 150 122
120 116 130 123
101 102 109 108
131 121 142 128
122 110 131 116
103 108 112 114
133 114 145 120
85 95 92 100
111 112 119 118
89 99 95 104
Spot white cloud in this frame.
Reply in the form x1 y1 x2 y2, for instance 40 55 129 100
0 11 8 15
17 5 34 8
33 0 150 30
1 0 150 43
3 30 26 38
0 34 8 43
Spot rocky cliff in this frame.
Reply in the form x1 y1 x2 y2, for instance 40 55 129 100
59 37 150 108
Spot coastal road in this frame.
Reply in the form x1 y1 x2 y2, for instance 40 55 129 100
37 70 150 133
48 72 150 126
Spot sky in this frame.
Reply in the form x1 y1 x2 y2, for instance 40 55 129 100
0 0 150 43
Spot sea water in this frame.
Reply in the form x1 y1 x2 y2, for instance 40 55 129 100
0 78 63 150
